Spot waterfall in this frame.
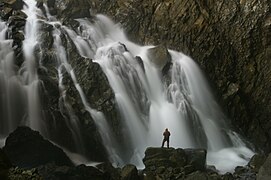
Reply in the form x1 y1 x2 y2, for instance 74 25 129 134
0 0 254 173
68 15 254 172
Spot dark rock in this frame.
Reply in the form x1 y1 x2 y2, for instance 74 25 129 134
257 153 271 180
8 167 42 180
0 7 13 20
222 172 234 180
3 0 24 10
185 171 208 180
38 163 108 180
135 56 145 72
121 164 139 180
143 147 206 179
147 45 172 71
0 148 12 180
184 148 206 171
96 162 121 180
3 126 73 168
248 154 266 173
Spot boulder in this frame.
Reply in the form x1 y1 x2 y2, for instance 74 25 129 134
96 162 121 180
143 147 206 179
121 164 139 180
147 45 172 72
3 126 73 168
257 153 271 180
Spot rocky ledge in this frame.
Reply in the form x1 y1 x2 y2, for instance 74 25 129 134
0 127 271 180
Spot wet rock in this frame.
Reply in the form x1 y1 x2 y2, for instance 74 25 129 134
3 126 73 168
248 154 266 173
121 164 139 180
3 0 24 10
257 153 271 180
135 56 145 72
0 7 13 20
147 45 172 72
96 162 121 180
184 148 206 171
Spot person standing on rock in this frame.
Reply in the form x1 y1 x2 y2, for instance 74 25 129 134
161 128 171 148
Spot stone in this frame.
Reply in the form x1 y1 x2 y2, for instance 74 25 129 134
0 7 13 20
143 147 207 179
184 149 206 171
248 154 266 173
96 162 121 180
121 164 139 180
3 0 24 10
147 45 172 71
257 153 271 180
3 126 73 168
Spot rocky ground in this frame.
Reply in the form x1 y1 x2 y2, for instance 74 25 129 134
0 127 271 180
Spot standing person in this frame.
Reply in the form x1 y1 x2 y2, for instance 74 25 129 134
161 128 171 148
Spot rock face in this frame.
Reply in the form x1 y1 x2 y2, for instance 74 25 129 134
90 0 271 153
3 126 73 168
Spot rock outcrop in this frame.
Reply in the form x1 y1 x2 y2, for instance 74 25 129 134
143 147 208 179
3 126 73 168
89 0 271 153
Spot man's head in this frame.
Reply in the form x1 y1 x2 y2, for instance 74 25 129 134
165 128 168 131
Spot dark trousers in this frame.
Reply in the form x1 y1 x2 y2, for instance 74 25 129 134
161 138 169 148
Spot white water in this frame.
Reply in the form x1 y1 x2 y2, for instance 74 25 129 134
21 0 45 133
0 0 254 173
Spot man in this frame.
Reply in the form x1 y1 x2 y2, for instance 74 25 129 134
161 128 171 148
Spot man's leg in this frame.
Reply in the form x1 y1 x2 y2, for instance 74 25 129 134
167 139 169 148
161 139 165 148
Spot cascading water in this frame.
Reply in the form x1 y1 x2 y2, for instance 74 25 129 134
0 0 254 173
67 15 254 172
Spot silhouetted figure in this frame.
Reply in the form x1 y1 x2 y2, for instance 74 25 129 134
161 128 171 148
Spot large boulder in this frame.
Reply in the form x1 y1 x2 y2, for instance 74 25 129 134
143 147 206 179
3 126 73 168
120 164 139 180
147 45 172 72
